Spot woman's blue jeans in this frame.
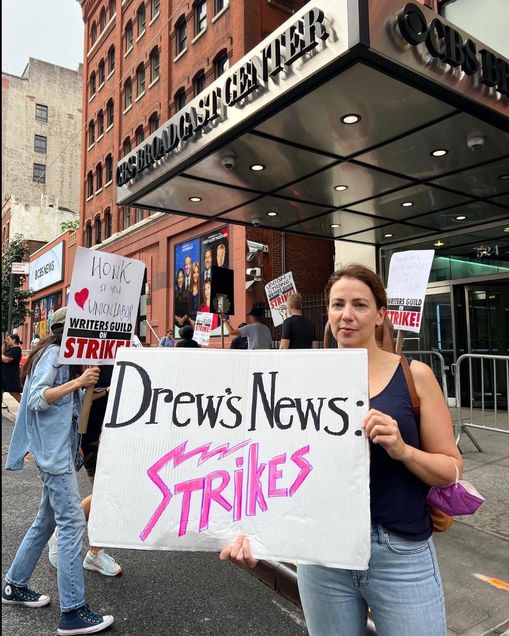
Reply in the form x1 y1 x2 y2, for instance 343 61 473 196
298 524 446 636
6 470 86 611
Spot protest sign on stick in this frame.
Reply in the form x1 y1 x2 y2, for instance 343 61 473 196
58 247 145 431
386 250 435 344
193 312 213 346
265 272 297 327
89 348 371 569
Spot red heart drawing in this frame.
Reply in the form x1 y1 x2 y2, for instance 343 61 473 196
74 288 89 309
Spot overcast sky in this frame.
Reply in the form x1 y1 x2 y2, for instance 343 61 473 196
2 0 84 76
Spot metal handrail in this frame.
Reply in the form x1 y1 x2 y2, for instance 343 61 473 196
402 350 449 401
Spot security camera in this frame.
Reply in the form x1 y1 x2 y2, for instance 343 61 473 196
246 267 261 277
466 135 486 152
252 217 262 227
247 240 268 253
221 155 236 170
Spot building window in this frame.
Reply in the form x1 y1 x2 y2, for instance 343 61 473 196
98 59 105 86
149 47 159 83
88 120 95 147
34 134 47 154
151 0 160 21
33 163 46 183
89 71 96 98
105 154 113 183
87 172 94 197
175 88 186 112
176 17 186 55
136 63 145 96
193 70 205 96
123 206 131 230
123 137 132 157
99 7 106 31
35 103 48 122
149 112 159 133
135 125 144 145
214 50 229 78
106 98 114 127
108 0 115 19
124 78 132 110
125 20 133 53
97 110 104 137
107 45 115 74
95 216 102 244
96 163 103 191
85 223 93 247
104 209 112 238
91 21 97 44
195 0 206 35
137 3 146 37
135 207 144 223
215 0 228 13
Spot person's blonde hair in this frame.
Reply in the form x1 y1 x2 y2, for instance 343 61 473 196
287 292 302 311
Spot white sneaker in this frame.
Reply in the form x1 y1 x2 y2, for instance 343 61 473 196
83 549 122 576
48 529 58 569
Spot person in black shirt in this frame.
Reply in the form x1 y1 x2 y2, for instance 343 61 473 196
230 323 248 350
2 334 22 403
176 324 200 348
280 293 317 349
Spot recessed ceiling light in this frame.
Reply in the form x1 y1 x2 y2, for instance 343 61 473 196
498 174 509 180
431 149 448 157
340 113 361 124
189 196 202 202
455 215 467 221
434 240 444 247
250 164 265 171
266 210 278 217
504 227 509 233
330 223 340 228
401 201 413 207
333 185 349 191
384 233 393 238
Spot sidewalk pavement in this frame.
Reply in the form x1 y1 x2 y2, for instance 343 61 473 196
2 394 508 635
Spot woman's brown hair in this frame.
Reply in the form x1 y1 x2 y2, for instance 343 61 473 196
21 335 83 385
325 264 387 309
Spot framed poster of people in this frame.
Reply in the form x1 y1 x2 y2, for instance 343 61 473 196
174 227 229 338
32 292 62 339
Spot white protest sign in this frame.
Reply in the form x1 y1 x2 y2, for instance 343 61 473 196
58 247 145 365
89 348 370 569
193 312 213 346
386 250 435 334
265 272 297 327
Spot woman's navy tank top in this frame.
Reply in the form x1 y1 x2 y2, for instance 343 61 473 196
370 362 433 540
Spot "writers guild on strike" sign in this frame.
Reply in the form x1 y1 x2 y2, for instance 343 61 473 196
89 348 371 569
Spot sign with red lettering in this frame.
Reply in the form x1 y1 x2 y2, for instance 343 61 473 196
58 247 145 365
386 250 435 334
265 272 297 327
89 348 370 569
193 312 213 346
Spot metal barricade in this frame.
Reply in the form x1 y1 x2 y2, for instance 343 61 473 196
402 350 449 401
453 354 509 449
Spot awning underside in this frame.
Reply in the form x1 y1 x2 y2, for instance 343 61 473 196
134 62 509 263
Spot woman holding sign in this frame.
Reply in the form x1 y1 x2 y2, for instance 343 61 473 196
2 307 114 635
221 264 462 636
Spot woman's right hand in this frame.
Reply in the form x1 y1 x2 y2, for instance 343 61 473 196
78 366 100 389
219 534 258 569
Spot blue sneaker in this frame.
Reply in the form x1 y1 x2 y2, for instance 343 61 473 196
57 604 114 635
2 583 50 607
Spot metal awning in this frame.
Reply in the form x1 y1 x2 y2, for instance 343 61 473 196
116 0 509 264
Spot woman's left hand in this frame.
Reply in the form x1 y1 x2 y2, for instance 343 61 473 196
363 408 408 460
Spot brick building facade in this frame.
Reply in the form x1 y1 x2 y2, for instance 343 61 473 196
78 0 334 345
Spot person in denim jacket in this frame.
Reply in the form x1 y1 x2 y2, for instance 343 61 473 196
2 307 114 636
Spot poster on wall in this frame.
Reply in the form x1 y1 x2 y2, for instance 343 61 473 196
386 250 435 333
89 348 371 569
265 272 297 327
32 292 63 339
174 228 229 338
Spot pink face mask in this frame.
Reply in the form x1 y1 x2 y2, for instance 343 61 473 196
427 463 485 516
